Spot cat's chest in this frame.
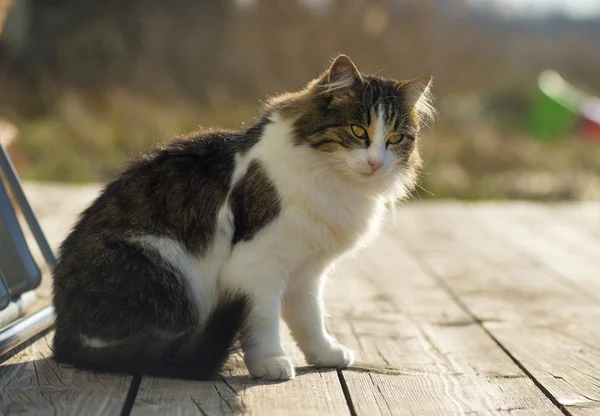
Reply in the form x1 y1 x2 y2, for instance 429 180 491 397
284 190 384 254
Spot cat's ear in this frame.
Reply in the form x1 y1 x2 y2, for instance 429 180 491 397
326 55 363 88
397 75 432 108
396 76 435 122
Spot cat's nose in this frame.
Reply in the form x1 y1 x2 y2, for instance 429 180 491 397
368 159 384 172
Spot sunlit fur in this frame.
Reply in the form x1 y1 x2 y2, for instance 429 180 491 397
53 55 434 382
269 55 433 201
223 55 434 379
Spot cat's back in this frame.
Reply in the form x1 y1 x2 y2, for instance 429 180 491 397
57 129 259 259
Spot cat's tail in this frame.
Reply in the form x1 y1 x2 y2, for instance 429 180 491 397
52 294 251 380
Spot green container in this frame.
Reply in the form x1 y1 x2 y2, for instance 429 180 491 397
529 70 584 141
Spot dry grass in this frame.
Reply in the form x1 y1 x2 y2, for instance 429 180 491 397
5 88 600 201
2 1 600 200
8 90 259 182
419 125 600 201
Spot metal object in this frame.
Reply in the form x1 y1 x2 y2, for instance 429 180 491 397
0 289 36 328
0 141 57 358
0 305 55 358
0 174 42 296
0 143 57 268
0 270 9 311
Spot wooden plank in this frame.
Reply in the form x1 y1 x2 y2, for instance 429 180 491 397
328 229 562 416
550 202 600 239
393 202 600 415
131 326 350 416
470 202 600 301
0 332 133 415
17 184 594 414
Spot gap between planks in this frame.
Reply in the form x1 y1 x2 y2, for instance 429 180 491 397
128 325 351 416
399 241 571 416
469 202 600 304
18 184 600 415
0 331 135 416
393 202 600 416
327 226 564 415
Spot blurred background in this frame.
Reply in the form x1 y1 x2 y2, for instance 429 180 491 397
1 0 599 200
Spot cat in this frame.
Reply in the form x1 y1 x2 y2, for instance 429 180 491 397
51 55 434 381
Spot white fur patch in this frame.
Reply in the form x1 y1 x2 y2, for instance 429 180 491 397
130 205 234 318
126 149 256 323
232 113 389 272
232 152 252 188
80 335 120 348
215 113 393 370
369 105 388 165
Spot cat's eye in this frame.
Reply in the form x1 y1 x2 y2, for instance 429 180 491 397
387 134 405 145
351 125 368 139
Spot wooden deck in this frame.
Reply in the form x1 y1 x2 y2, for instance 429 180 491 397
1 183 600 415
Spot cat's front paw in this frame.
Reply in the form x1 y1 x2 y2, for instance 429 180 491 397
246 356 295 381
306 342 355 369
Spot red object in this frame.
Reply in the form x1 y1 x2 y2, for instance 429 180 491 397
578 98 600 141
580 118 600 141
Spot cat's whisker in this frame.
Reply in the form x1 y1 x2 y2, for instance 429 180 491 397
415 183 435 197
338 169 354 182
414 190 424 205
310 163 348 178
409 193 421 205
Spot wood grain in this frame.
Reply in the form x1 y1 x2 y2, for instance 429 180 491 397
328 230 563 415
551 202 600 239
131 326 350 416
11 184 599 415
0 332 133 416
476 202 600 302
393 202 600 415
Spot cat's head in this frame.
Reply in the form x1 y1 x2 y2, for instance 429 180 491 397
270 55 434 195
